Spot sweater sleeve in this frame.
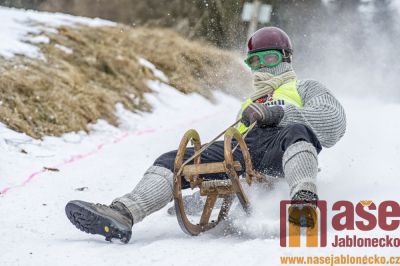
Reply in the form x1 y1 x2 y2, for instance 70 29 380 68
279 79 346 148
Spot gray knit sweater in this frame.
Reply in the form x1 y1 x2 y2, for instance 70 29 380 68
261 63 346 148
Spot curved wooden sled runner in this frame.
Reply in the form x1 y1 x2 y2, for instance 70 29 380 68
173 127 257 236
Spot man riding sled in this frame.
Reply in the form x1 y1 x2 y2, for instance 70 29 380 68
65 27 346 243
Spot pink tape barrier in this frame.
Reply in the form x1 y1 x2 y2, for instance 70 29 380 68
0 113 218 195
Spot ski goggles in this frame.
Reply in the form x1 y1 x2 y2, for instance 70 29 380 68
244 50 283 70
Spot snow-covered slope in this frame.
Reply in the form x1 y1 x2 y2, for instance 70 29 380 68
2 81 399 266
0 7 399 266
0 6 113 59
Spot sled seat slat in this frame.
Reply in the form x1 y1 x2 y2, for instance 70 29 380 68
182 161 242 176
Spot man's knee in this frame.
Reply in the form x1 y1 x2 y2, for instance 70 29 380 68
153 150 178 172
153 148 192 189
280 124 322 153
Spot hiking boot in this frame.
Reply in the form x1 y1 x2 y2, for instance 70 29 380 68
65 200 133 243
288 190 318 228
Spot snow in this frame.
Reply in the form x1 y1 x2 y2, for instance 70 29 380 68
27 35 50 44
0 6 114 59
392 0 400 13
138 57 169 82
1 82 399 265
0 6 399 266
54 44 73 54
0 79 243 266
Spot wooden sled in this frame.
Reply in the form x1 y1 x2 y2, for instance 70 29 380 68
173 127 257 236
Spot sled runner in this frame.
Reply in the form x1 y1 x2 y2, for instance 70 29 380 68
173 126 257 236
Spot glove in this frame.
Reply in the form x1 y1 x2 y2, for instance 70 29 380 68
241 103 284 127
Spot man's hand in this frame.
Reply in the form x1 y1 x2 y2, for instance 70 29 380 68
241 103 284 127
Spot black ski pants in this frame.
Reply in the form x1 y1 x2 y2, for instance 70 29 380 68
154 123 322 189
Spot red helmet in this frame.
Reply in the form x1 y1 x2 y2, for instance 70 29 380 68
247 27 293 55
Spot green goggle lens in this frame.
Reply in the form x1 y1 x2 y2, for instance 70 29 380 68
244 50 283 70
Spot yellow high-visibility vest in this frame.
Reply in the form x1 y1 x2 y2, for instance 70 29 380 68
237 80 303 134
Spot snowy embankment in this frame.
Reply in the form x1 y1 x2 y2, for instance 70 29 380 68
0 7 399 266
0 7 113 59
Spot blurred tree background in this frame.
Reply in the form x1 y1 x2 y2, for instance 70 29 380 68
1 0 399 97
0 0 397 52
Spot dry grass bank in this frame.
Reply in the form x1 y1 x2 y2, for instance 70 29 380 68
0 24 251 138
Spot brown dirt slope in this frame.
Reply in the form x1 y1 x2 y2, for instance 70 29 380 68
0 24 251 138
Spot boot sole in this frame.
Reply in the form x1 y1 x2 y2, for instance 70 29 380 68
288 205 317 228
65 200 132 243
